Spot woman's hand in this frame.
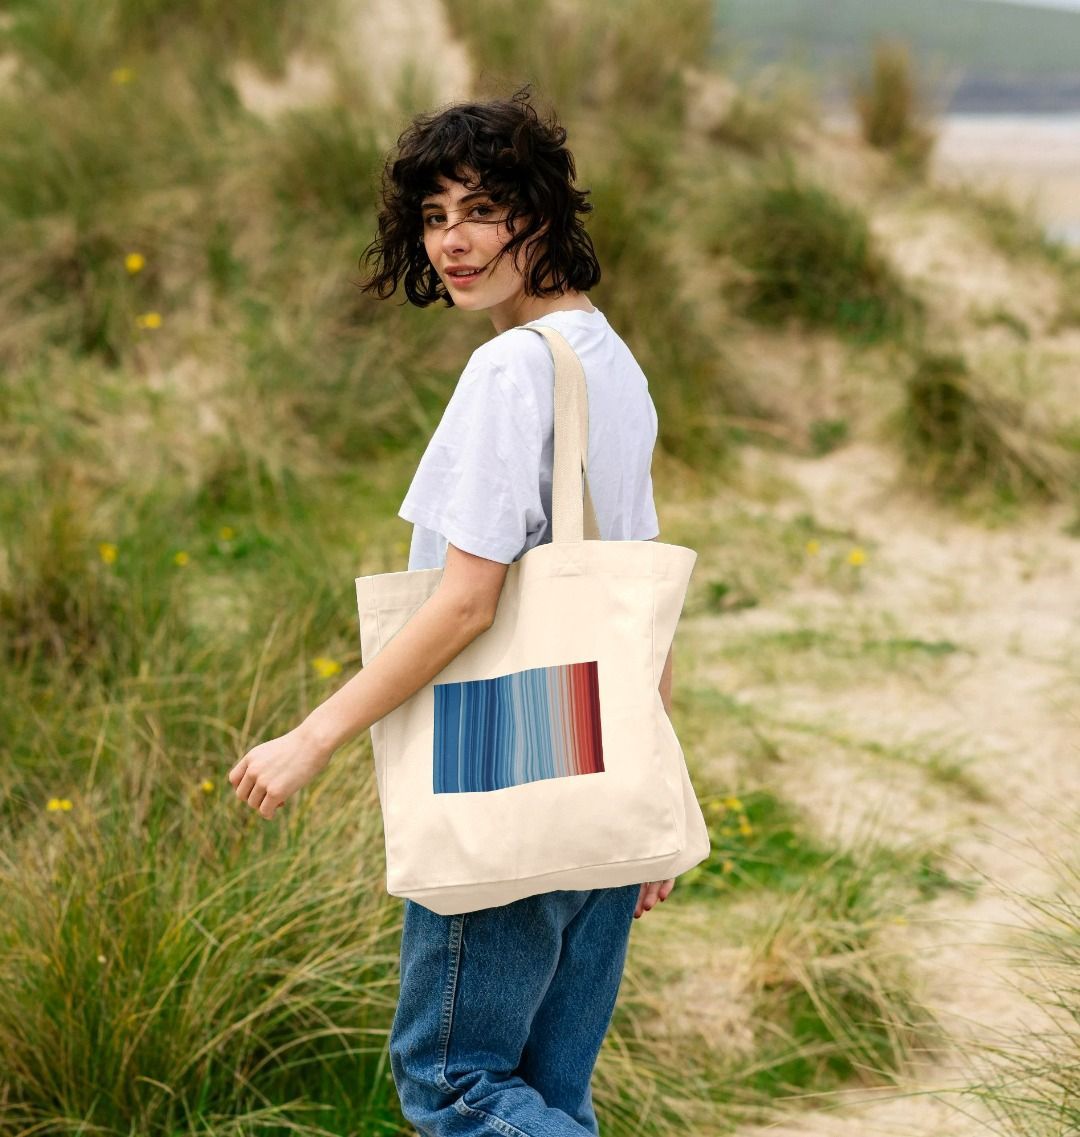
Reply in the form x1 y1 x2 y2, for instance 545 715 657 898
228 725 333 820
634 878 675 918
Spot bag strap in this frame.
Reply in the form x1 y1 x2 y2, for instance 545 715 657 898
521 324 601 545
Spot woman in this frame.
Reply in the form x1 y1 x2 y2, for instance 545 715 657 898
228 86 677 1136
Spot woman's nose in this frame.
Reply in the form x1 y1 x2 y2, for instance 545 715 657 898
441 228 468 255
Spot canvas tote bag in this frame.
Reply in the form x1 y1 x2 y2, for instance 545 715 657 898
355 324 711 915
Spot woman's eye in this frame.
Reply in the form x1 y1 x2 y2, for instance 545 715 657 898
424 204 494 228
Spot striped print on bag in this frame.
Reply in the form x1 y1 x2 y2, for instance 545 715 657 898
432 660 605 793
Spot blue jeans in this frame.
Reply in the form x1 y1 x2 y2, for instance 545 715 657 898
389 883 640 1136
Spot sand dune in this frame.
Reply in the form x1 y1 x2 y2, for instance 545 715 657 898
826 110 1080 246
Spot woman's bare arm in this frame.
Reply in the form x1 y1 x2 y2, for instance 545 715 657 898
230 546 507 819
299 587 492 759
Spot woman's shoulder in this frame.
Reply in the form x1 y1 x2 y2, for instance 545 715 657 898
483 321 559 358
465 323 557 385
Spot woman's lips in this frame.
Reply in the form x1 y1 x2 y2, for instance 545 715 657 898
447 269 483 286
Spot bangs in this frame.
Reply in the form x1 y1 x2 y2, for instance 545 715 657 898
356 85 601 308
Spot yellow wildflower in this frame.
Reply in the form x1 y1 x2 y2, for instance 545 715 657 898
805 538 821 555
46 798 73 812
722 795 743 811
312 656 342 678
124 252 145 274
891 915 908 925
218 525 235 541
200 779 214 793
97 954 107 964
721 859 734 873
110 67 135 84
99 541 118 564
706 800 725 816
173 550 189 566
847 546 866 566
738 817 753 837
135 311 162 329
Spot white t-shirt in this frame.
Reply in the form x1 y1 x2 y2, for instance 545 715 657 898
398 306 660 571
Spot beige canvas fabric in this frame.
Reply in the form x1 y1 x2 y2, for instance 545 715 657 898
355 324 711 915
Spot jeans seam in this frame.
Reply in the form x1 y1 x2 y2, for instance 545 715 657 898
435 913 464 1094
452 1097 534 1137
435 913 536 1137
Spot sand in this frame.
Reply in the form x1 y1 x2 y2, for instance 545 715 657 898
826 109 1080 247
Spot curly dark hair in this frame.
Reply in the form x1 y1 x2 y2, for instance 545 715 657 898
356 84 601 307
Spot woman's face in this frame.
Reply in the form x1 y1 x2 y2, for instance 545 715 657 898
421 170 546 321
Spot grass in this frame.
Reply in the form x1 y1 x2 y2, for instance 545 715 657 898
743 839 941 1096
445 0 714 130
705 156 923 344
851 36 937 178
661 505 874 619
678 679 990 803
679 786 972 901
712 623 967 683
615 791 954 1126
701 64 820 156
919 816 1080 1135
0 752 403 1136
1 0 1078 1133
932 179 1079 271
893 349 1077 506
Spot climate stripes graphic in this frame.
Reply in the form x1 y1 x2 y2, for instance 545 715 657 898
433 660 604 793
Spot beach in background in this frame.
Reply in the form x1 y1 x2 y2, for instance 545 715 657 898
822 110 1080 248
722 0 1080 248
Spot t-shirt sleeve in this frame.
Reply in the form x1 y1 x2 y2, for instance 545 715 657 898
633 395 661 539
634 470 660 539
398 354 545 563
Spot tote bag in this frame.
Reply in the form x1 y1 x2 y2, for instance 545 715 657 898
355 324 711 915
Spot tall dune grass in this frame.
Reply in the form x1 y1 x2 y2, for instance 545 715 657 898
2 0 1077 1133
894 350 1076 505
0 716 402 1135
704 156 922 344
851 36 937 178
929 816 1080 1137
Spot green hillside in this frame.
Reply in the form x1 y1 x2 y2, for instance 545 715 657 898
1 3 1079 1136
715 0 1080 109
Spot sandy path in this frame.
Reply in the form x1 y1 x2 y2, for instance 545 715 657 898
630 111 1079 1133
695 440 1080 1135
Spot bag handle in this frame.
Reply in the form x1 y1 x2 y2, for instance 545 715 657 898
522 324 601 545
